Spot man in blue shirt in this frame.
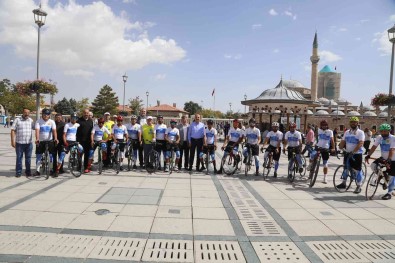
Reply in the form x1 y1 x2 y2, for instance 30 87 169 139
188 114 205 171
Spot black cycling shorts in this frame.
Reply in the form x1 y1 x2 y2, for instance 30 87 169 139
266 145 281 161
36 141 55 154
245 144 259 156
344 152 362 171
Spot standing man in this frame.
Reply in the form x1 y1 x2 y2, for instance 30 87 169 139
137 108 147 168
52 113 65 175
142 116 156 167
77 109 94 173
11 108 34 177
103 112 114 167
177 115 190 170
188 114 205 171
155 115 167 170
364 128 372 155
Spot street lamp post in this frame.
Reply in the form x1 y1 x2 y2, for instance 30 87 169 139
244 94 247 114
33 4 47 121
122 73 128 112
146 91 149 109
229 102 232 113
388 24 395 123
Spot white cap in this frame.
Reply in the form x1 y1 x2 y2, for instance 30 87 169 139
113 115 117 118
104 112 110 115
147 116 153 120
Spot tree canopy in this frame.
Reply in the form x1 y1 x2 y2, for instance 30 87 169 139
184 101 202 116
91 85 119 116
0 79 36 115
129 96 144 115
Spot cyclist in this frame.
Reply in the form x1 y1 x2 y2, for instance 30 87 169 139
283 122 304 177
262 122 283 178
155 115 167 170
111 115 128 171
199 119 218 173
58 112 83 175
89 117 111 168
165 119 180 172
243 118 261 176
126 115 142 170
103 112 114 167
142 116 156 168
365 123 395 200
307 120 335 183
34 108 58 176
337 116 365 193
217 119 244 174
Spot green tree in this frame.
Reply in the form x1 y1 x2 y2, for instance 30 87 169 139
91 85 119 116
76 98 90 113
129 96 144 115
184 101 202 116
201 108 225 118
0 79 35 115
54 97 73 115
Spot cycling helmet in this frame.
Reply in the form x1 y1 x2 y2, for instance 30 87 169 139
320 120 328 126
98 117 105 124
272 122 279 127
170 119 177 124
349 116 359 122
379 123 391 131
42 108 51 115
249 118 256 124
207 119 214 124
71 112 78 119
116 115 123 121
130 115 137 119
289 122 296 128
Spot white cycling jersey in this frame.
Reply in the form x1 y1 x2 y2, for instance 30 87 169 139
64 122 80 142
205 127 217 145
316 128 333 149
228 127 243 143
36 119 56 141
155 123 167 140
166 127 179 142
91 125 110 142
126 123 141 140
343 128 365 153
112 125 127 140
266 130 283 147
245 127 261 145
374 134 395 160
285 131 302 147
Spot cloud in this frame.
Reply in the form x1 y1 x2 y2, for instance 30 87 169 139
251 24 262 30
224 54 242 60
64 69 94 78
154 74 166 80
338 28 347 32
273 49 279 53
0 0 186 76
373 31 392 56
319 50 342 62
269 9 278 16
355 37 361 41
284 10 297 20
123 0 137 4
359 19 370 24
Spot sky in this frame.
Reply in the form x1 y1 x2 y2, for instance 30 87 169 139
0 0 395 113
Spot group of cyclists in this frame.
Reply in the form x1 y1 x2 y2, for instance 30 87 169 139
29 108 395 200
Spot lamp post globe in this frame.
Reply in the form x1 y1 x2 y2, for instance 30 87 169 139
387 24 395 123
122 73 128 112
146 91 149 109
33 4 47 121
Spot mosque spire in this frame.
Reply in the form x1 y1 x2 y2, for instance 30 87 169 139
310 31 320 101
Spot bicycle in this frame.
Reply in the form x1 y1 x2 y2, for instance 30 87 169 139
127 140 138 171
203 145 216 175
261 147 274 180
220 144 241 175
308 147 330 188
167 142 179 174
146 142 160 174
333 152 367 192
68 142 83 177
37 141 53 180
365 158 390 200
93 141 104 174
112 141 127 174
285 147 303 183
243 143 253 176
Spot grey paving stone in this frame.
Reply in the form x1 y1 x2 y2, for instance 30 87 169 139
106 187 136 196
134 188 162 196
26 256 83 263
128 195 160 205
0 254 30 263
97 194 131 204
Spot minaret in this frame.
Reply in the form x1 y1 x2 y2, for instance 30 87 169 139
310 32 320 101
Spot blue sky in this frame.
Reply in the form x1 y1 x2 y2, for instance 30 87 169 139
0 0 394 113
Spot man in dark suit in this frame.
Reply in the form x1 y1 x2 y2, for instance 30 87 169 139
77 109 94 173
52 113 65 176
177 115 190 170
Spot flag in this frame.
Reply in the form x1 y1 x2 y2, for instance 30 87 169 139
212 88 215 96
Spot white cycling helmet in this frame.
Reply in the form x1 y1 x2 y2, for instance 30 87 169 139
131 115 137 119
272 122 279 127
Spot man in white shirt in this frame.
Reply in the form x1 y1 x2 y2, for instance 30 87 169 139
126 115 142 170
165 119 180 172
34 108 58 176
262 122 283 178
243 118 261 176
89 117 111 167
111 115 128 171
199 119 218 173
177 115 190 170
283 122 304 178
155 115 167 170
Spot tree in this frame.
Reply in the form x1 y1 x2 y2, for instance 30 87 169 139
201 108 225 118
91 85 119 116
184 101 202 116
54 97 73 115
76 98 90 113
129 96 144 115
0 79 35 115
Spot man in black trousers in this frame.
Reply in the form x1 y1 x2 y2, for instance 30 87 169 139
52 113 65 176
177 115 190 170
137 108 147 168
77 109 94 173
188 114 205 171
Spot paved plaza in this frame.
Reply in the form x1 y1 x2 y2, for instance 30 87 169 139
1 126 395 262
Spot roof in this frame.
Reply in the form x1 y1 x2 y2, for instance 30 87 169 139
254 79 307 101
117 105 132 112
147 104 188 113
282 80 305 89
313 32 318 48
319 65 336 73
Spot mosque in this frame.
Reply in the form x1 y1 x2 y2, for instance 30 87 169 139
241 33 387 133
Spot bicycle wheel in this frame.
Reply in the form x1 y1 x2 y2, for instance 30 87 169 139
244 154 251 176
365 172 382 200
146 150 159 174
309 157 321 188
205 153 210 175
299 155 307 177
223 154 237 175
263 157 271 180
361 162 367 185
288 160 297 183
333 165 351 192
71 151 82 177
115 149 121 174
127 145 132 171
43 149 50 180
169 151 174 175
98 148 103 175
